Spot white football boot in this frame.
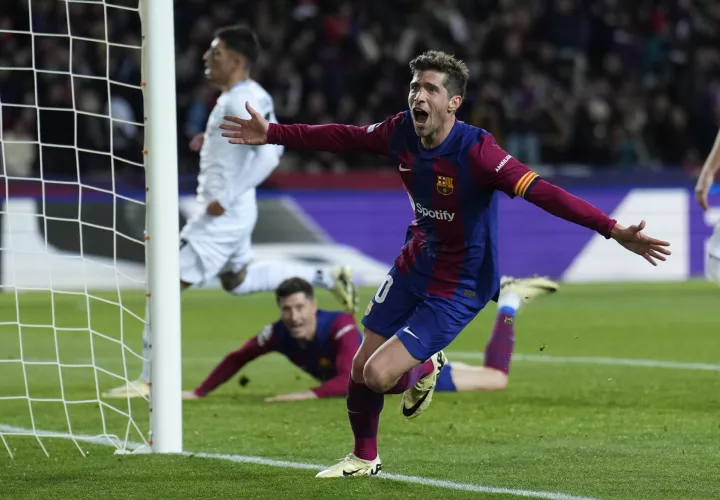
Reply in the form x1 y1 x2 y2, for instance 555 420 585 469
499 275 558 304
331 265 357 312
400 350 447 419
315 453 382 478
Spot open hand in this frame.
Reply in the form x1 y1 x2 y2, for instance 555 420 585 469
220 102 269 145
264 391 317 403
610 220 671 266
182 390 202 400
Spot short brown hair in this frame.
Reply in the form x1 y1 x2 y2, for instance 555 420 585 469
409 50 469 99
275 277 314 303
215 25 260 65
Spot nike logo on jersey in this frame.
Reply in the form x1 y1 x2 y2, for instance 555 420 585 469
399 164 411 172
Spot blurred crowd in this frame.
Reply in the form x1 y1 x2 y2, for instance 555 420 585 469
2 0 720 180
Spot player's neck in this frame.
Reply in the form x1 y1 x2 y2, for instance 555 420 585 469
221 72 249 92
420 118 456 149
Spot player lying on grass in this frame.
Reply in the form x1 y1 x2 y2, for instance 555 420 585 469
103 25 356 400
220 50 671 478
182 275 557 401
694 126 720 286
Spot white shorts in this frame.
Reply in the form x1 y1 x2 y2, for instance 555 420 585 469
178 207 257 286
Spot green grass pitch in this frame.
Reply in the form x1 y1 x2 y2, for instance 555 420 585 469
1 282 719 500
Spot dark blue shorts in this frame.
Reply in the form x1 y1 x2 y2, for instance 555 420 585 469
361 266 482 362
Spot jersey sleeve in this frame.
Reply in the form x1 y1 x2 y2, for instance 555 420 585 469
525 179 617 238
193 324 277 397
468 134 540 199
267 112 405 156
468 134 616 237
309 314 358 398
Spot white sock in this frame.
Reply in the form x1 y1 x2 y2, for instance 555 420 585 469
497 291 521 313
139 301 151 383
230 261 335 295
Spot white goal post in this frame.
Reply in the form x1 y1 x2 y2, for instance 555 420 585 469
0 0 181 455
142 0 182 454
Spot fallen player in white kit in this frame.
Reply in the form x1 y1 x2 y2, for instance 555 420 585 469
695 127 720 286
103 25 355 399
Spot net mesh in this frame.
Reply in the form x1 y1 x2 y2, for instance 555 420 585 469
0 0 150 457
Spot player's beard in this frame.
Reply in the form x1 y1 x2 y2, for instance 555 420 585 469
417 117 438 147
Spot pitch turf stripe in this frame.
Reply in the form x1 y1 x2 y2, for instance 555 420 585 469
450 352 720 371
0 424 597 500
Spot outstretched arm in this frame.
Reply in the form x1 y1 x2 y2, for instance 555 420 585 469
524 180 670 265
189 325 275 398
220 101 404 155
470 136 671 265
695 127 720 212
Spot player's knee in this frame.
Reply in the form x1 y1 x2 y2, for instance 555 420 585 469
362 362 392 393
219 267 248 292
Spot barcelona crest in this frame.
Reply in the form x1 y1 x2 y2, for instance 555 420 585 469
436 175 454 195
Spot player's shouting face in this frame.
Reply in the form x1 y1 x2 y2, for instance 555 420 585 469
408 70 458 138
407 50 469 147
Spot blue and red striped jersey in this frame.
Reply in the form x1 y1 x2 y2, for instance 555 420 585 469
267 111 615 307
269 310 360 384
194 310 360 398
382 111 539 307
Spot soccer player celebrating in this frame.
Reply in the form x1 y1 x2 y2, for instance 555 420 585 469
220 51 671 477
183 275 556 401
103 26 356 399
695 127 720 285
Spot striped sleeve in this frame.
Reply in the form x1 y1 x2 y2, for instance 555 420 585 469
513 171 540 199
468 134 539 199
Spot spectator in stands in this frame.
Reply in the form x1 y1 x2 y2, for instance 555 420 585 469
2 0 720 177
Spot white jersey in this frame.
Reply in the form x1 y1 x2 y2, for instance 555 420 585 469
196 79 283 217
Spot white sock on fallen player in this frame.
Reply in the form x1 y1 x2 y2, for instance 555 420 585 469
497 290 522 313
140 301 151 383
229 262 335 295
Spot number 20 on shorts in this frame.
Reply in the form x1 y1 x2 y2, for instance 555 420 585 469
374 275 394 303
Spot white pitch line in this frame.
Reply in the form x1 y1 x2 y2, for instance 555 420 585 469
0 424 597 500
449 352 720 372
11 353 720 373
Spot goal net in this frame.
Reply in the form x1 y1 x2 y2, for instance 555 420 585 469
0 0 181 457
